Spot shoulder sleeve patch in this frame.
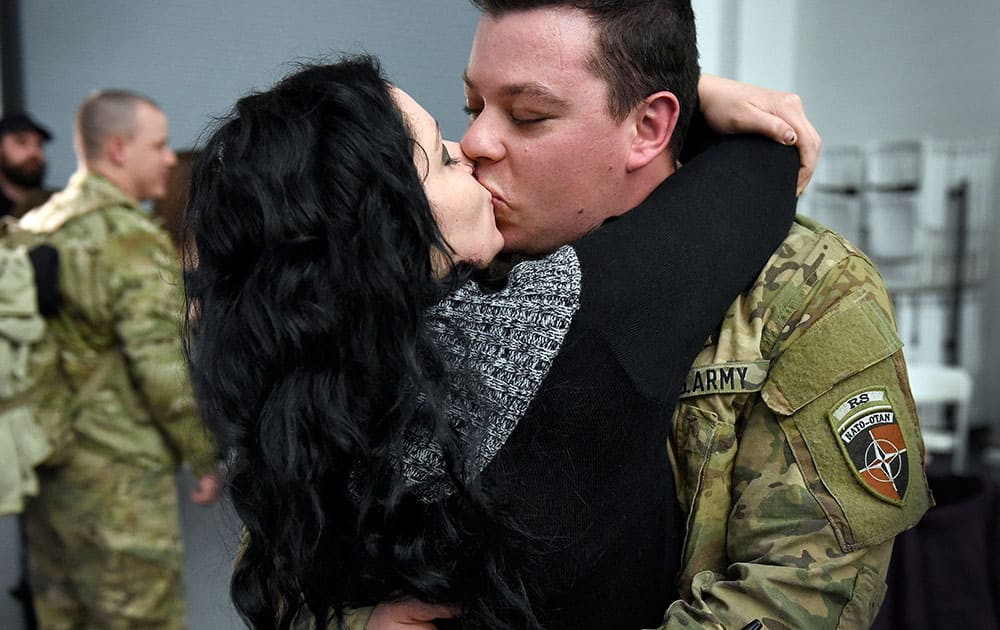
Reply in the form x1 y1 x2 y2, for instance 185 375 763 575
829 388 909 505
778 356 932 551
760 291 932 550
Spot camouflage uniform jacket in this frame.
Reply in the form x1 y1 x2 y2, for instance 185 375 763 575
661 216 933 629
18 171 216 475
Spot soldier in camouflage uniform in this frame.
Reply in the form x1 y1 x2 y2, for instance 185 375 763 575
663 216 932 629
299 1 920 627
18 90 219 629
301 217 931 630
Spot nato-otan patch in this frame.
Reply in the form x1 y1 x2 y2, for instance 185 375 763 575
828 388 908 505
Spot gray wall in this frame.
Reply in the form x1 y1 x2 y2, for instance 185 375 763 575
21 0 482 185
792 0 1000 145
699 0 1000 142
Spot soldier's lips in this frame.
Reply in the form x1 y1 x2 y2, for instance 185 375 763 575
491 200 515 228
476 180 506 208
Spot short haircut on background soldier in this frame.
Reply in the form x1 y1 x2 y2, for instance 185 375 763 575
468 0 700 155
75 90 160 162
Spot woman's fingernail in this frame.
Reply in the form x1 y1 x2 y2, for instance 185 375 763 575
783 130 797 145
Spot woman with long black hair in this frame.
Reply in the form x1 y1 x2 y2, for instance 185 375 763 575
184 55 800 629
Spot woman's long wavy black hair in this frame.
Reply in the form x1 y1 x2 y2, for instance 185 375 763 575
184 56 535 629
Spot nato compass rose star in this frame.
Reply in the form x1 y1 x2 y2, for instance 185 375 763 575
862 436 905 489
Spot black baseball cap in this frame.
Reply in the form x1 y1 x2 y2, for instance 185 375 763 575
0 112 53 141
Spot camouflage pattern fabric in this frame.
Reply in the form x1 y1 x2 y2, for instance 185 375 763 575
662 216 933 629
0 241 53 514
2 227 83 513
18 171 216 628
26 454 185 629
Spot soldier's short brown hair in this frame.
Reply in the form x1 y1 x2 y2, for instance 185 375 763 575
75 90 161 162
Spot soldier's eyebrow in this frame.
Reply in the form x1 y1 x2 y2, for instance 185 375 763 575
463 71 570 112
503 84 570 112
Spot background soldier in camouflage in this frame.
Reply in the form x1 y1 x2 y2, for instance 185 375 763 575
18 90 220 629
665 216 932 629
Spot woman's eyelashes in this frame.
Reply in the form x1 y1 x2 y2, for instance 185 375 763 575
443 144 460 167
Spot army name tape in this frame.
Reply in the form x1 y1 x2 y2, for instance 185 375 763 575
679 360 769 398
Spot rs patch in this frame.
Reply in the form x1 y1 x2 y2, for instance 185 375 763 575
829 388 908 505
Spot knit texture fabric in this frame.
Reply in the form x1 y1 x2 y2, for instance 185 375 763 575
402 245 581 500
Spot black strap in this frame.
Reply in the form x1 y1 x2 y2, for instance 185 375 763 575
27 244 62 318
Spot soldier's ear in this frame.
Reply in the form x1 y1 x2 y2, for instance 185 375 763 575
105 135 127 167
626 91 679 172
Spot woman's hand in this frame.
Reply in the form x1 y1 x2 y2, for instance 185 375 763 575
699 74 822 195
366 600 458 629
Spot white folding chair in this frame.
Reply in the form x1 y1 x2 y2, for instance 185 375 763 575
906 363 974 474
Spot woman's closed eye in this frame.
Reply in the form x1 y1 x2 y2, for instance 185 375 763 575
442 143 461 167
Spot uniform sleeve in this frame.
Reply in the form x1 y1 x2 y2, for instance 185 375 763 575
102 223 218 476
661 255 932 629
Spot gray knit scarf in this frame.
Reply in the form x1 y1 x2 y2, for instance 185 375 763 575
402 245 582 501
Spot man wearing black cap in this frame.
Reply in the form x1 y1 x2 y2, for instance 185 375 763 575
0 112 55 218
